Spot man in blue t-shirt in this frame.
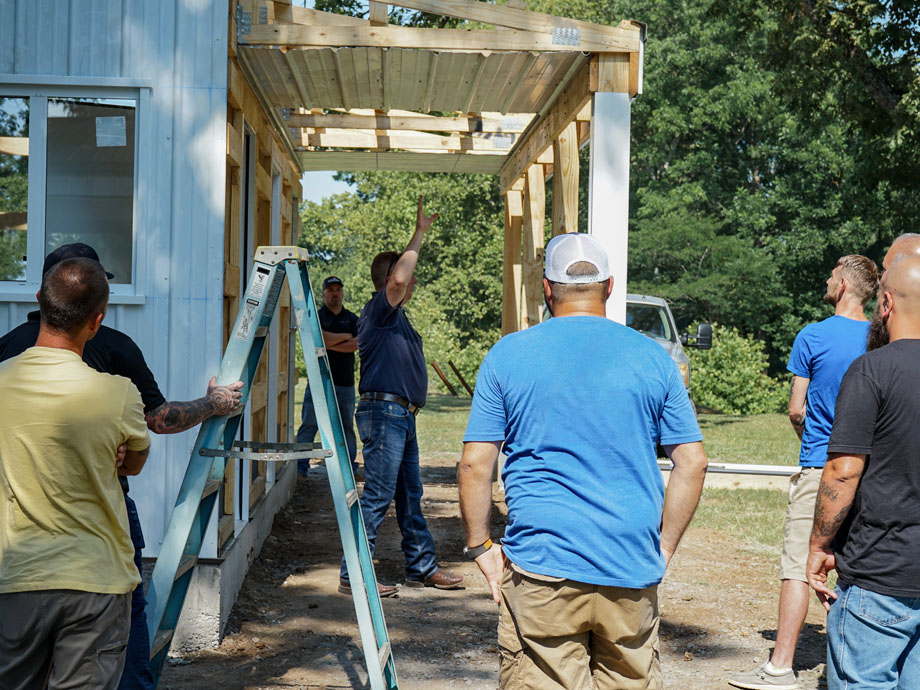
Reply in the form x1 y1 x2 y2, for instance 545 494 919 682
338 196 463 597
460 233 708 689
730 254 878 690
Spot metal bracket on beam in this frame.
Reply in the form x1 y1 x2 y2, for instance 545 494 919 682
237 7 252 43
258 4 268 24
551 27 581 47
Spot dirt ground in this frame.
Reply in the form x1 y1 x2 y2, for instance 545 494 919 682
161 454 829 690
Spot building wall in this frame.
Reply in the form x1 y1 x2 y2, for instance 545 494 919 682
0 0 229 557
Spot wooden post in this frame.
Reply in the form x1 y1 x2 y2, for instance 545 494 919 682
588 54 632 324
552 121 579 236
502 183 524 335
521 162 546 329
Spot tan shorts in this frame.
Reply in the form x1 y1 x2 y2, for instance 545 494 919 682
779 467 823 582
498 563 661 690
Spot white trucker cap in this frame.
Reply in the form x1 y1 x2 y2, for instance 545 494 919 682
544 233 611 284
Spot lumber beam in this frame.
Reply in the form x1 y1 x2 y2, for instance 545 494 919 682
264 1 369 27
387 0 640 50
499 59 591 192
0 136 28 157
590 52 631 94
521 163 545 329
244 24 636 52
551 121 578 236
304 128 517 152
297 150 505 174
288 111 532 134
369 1 388 25
502 183 524 335
0 212 27 230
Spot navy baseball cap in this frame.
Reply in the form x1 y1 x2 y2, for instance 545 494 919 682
322 276 344 289
43 243 115 280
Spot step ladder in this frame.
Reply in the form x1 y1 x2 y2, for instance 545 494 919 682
145 246 399 690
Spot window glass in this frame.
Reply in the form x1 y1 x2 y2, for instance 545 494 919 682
45 98 135 284
626 303 673 342
0 97 29 281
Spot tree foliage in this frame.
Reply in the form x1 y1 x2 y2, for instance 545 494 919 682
302 0 919 381
298 172 504 391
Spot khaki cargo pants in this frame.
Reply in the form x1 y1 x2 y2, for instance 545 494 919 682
498 565 661 689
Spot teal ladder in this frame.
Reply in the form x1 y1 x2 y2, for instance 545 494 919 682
145 246 399 690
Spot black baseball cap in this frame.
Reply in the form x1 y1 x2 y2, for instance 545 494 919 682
322 276 344 289
42 243 115 280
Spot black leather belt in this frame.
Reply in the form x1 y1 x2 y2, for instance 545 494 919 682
361 391 422 416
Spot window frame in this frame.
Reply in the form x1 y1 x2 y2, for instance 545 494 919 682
0 79 151 304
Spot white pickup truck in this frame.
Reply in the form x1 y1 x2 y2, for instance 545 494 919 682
625 293 712 396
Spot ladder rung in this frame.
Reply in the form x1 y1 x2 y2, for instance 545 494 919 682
150 628 174 658
255 326 268 338
202 479 221 498
175 554 197 580
378 641 391 669
345 489 358 508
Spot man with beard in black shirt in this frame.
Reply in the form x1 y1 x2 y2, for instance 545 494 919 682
867 233 920 350
806 255 920 689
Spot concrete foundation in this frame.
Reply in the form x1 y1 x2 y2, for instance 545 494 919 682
171 461 297 651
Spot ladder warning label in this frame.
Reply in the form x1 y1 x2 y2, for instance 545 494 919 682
235 298 260 340
250 267 271 299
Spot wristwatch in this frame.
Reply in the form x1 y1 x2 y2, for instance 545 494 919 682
463 538 493 560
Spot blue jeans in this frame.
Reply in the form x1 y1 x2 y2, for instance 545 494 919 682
340 400 438 583
119 493 154 690
827 583 920 689
297 383 357 474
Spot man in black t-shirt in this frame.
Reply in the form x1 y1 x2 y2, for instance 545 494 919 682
807 255 920 689
0 243 242 690
295 276 359 474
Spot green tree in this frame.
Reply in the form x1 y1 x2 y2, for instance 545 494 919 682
0 97 29 281
299 171 504 391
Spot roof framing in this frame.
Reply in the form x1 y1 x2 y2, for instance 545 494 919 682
235 0 644 180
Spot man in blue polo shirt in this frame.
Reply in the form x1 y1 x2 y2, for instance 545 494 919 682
459 233 709 689
730 254 878 690
338 196 463 597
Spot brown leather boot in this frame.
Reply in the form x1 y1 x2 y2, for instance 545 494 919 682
338 579 399 598
404 569 464 590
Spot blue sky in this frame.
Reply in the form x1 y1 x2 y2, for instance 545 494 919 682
300 171 354 203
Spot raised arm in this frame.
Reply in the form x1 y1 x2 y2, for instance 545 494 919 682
788 375 810 440
385 195 438 307
660 441 708 566
806 453 866 609
458 440 503 604
145 377 244 434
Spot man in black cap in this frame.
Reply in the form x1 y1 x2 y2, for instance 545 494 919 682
0 242 243 690
296 275 360 475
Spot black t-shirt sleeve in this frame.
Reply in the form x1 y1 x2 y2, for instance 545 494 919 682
827 366 879 456
108 332 167 414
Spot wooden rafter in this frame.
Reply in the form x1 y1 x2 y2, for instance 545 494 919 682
388 0 638 48
303 128 516 151
499 59 592 192
288 110 533 134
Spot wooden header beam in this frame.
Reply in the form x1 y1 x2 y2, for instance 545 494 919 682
245 24 636 52
0 136 28 157
304 128 517 151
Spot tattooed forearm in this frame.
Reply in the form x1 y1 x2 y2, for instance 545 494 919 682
813 482 852 540
146 398 215 434
145 379 244 434
810 456 864 548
